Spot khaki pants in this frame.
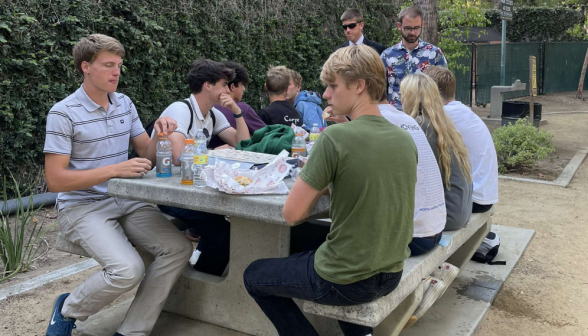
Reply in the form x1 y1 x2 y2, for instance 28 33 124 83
58 197 192 336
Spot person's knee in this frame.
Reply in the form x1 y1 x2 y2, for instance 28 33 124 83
167 237 193 261
110 257 145 290
243 259 265 293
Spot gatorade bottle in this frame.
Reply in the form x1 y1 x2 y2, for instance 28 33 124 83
156 133 172 178
180 139 195 185
291 128 307 158
193 141 208 187
309 123 320 142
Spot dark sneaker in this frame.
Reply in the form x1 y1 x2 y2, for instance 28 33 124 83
46 293 76 336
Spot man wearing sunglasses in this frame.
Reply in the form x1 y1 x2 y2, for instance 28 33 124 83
381 6 447 110
336 8 386 55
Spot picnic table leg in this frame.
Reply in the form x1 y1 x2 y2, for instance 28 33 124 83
163 216 291 336
446 217 493 272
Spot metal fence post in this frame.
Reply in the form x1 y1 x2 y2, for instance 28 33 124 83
540 41 546 95
470 43 475 107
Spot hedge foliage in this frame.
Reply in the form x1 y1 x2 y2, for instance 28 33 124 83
486 6 584 42
0 0 402 195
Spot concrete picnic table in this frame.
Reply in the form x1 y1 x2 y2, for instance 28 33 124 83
108 165 330 335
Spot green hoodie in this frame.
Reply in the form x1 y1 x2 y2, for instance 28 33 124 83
236 124 294 155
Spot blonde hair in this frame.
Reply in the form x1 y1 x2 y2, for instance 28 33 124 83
320 44 386 103
290 69 302 87
73 34 125 74
265 66 291 95
424 66 456 101
400 73 471 187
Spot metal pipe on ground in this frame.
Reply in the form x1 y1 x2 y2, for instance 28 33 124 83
0 193 58 216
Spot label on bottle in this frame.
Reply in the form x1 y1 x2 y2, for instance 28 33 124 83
156 154 172 176
194 154 209 165
309 133 319 142
181 160 194 185
291 147 306 159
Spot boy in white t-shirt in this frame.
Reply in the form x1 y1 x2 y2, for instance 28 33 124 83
425 66 498 213
156 60 251 276
378 94 447 255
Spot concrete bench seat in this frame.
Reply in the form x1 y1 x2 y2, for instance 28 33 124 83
302 211 493 335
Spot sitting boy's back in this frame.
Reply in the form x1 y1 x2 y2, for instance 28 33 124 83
301 116 417 283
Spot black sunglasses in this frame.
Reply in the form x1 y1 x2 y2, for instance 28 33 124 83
342 23 360 30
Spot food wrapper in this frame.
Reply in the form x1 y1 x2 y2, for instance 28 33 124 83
201 153 292 195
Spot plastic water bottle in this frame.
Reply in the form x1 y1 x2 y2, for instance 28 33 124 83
309 123 320 142
291 129 307 158
193 141 208 187
180 139 195 185
195 129 207 149
156 133 172 177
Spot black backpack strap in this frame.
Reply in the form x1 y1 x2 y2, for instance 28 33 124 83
210 109 216 128
176 100 194 134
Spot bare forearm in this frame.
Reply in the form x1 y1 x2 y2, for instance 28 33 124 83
143 135 158 163
234 117 250 144
46 165 114 192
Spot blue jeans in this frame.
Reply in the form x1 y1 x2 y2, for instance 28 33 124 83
158 205 230 276
243 250 402 336
408 232 442 256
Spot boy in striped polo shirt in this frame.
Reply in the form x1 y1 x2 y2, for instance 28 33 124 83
43 34 192 336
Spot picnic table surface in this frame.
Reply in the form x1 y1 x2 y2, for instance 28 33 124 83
107 165 330 225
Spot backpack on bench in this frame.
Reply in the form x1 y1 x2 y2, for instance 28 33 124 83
471 231 506 265
129 100 215 159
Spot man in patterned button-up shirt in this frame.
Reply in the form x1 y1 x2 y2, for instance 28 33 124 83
381 6 448 110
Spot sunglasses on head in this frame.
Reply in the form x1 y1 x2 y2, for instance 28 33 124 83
342 23 360 30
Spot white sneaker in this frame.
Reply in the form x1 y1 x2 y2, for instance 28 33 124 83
404 277 447 330
432 262 459 285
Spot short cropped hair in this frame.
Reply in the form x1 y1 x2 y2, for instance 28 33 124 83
225 61 249 88
73 34 125 74
340 8 363 22
265 66 291 95
424 66 456 101
320 44 386 103
398 6 423 24
187 59 235 94
290 69 302 87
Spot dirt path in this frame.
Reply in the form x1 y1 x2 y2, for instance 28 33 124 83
478 159 588 336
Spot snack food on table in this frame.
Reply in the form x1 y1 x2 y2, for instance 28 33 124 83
235 175 253 186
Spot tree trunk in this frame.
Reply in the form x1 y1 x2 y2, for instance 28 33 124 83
576 47 588 100
414 0 439 45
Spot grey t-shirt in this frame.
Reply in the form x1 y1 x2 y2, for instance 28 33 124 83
418 117 473 230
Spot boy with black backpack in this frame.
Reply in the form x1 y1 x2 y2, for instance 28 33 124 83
156 59 251 276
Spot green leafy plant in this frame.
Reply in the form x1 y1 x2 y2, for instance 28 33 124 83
567 18 588 41
0 173 55 282
493 117 555 174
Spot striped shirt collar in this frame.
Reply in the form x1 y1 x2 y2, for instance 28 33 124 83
74 85 121 113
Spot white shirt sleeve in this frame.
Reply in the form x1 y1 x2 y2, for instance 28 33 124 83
211 107 231 136
158 102 192 138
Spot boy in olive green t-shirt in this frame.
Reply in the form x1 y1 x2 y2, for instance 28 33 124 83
244 44 417 336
